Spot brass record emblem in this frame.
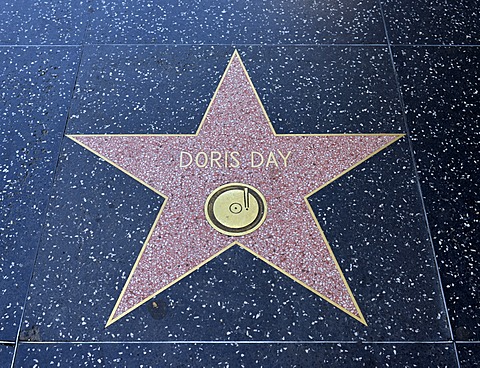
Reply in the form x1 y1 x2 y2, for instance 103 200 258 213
205 183 267 236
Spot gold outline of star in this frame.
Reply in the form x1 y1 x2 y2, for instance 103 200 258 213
68 50 404 327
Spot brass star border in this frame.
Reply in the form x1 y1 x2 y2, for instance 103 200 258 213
68 51 404 327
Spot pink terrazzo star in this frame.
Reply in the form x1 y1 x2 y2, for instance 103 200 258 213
69 51 402 326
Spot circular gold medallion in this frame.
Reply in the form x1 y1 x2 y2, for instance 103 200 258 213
205 183 267 236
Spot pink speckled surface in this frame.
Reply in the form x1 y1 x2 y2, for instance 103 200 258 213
72 53 401 324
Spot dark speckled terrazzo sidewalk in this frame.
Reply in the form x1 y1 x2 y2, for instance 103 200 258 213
1 1 478 367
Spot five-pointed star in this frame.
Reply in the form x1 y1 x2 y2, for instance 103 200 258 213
69 51 402 326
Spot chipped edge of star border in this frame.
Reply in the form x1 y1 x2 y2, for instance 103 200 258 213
67 49 405 328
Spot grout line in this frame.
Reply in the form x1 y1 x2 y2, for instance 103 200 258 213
389 44 480 48
18 340 457 345
455 341 480 344
9 28 90 368
0 44 81 48
79 43 390 47
0 43 479 48
454 340 462 367
0 43 388 48
377 1 461 367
